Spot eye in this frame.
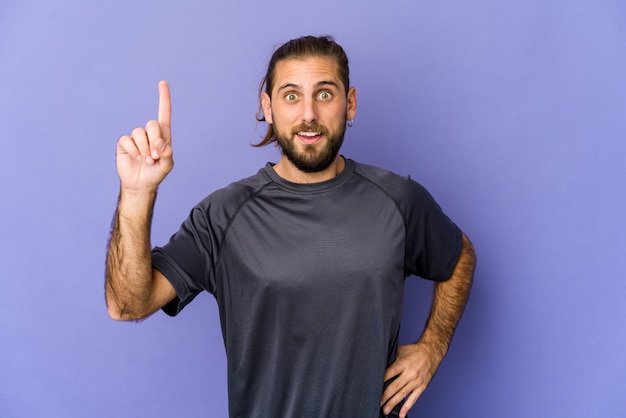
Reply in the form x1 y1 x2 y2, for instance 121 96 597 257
317 91 333 101
285 92 298 102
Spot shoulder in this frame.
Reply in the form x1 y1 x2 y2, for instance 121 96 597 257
353 160 408 183
194 168 272 215
351 160 432 202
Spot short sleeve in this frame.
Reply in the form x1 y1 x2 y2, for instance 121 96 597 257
402 179 463 281
152 205 218 316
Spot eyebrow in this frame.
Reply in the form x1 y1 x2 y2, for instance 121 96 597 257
277 80 340 93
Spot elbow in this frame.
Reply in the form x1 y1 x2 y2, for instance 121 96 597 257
105 294 148 322
105 278 152 321
107 307 125 321
105 286 125 320
107 305 148 322
106 299 128 321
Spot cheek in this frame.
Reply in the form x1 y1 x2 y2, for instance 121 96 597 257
272 106 298 125
324 106 347 126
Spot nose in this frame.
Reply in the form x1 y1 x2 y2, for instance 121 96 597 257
301 96 318 124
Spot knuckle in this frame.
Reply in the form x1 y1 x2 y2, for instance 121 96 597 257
131 127 145 136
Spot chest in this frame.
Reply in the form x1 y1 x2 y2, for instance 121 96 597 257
217 191 406 295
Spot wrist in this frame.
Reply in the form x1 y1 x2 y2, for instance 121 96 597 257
118 187 158 218
415 336 449 361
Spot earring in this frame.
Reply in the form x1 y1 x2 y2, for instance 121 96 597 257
347 119 354 128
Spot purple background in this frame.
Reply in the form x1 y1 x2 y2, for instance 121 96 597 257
1 1 625 416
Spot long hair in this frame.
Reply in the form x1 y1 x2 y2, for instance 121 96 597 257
254 35 350 147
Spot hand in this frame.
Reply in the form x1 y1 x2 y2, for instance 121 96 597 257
116 80 174 191
380 343 443 417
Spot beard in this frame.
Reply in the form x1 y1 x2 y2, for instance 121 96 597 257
274 119 347 173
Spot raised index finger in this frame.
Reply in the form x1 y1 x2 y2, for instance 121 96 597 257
158 80 172 143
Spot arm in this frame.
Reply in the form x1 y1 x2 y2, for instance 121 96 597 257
105 81 177 321
381 233 476 417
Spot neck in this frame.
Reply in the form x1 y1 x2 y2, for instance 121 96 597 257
274 155 345 184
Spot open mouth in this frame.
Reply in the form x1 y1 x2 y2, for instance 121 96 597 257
296 130 324 144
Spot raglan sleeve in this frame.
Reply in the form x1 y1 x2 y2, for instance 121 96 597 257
152 200 220 316
402 178 463 281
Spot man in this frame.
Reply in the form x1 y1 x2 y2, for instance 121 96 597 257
106 35 475 418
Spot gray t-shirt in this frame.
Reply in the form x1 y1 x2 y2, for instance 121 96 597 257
152 158 462 418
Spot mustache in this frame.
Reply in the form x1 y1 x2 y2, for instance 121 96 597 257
291 123 328 135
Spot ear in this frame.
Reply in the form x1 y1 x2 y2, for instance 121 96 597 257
261 92 273 124
346 87 357 121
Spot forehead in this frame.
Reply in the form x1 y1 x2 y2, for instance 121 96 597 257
272 56 342 92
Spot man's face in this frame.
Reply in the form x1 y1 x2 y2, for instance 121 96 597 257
262 56 357 173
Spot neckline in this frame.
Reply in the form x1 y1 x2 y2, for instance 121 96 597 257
263 158 355 193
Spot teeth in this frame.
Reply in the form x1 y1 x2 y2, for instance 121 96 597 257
299 132 321 137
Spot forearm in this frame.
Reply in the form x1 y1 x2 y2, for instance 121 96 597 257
418 233 476 359
380 234 475 416
105 189 158 320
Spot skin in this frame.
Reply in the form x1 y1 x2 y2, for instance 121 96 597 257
381 233 475 417
106 58 475 417
105 81 176 321
261 56 356 183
